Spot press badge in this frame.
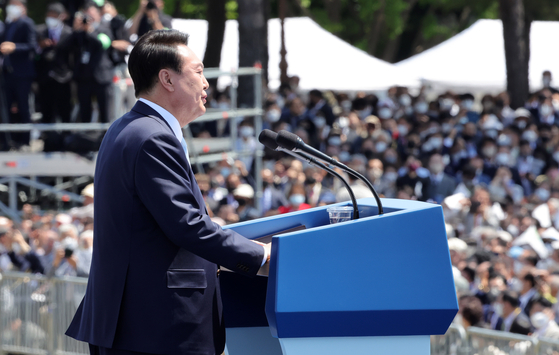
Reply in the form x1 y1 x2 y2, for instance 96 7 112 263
81 51 90 64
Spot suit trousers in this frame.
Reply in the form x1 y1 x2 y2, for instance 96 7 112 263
3 70 32 145
39 79 72 123
77 80 113 123
89 344 155 355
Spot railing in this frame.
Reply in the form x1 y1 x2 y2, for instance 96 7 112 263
4 270 559 355
432 323 559 355
0 272 88 355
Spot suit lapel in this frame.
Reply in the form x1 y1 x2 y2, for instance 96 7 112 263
131 101 207 213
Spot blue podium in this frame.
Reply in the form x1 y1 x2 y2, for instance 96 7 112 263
221 198 458 355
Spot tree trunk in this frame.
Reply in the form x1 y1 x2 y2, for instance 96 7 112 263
499 0 530 109
324 0 342 23
203 0 226 88
237 0 268 108
381 0 418 62
367 3 385 56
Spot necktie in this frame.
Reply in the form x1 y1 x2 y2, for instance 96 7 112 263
180 138 190 165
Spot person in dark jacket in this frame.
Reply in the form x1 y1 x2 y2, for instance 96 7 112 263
0 0 36 148
36 3 73 124
59 1 114 123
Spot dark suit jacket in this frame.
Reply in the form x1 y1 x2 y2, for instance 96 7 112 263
0 16 36 78
35 24 72 83
58 24 114 84
420 173 457 203
66 101 265 355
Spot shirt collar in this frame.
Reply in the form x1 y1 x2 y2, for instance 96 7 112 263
139 98 183 142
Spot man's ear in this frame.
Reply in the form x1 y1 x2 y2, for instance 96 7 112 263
159 69 174 93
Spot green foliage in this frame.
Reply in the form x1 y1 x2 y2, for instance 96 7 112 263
225 0 238 19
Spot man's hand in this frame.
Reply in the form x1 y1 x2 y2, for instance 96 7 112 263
39 38 54 49
0 42 15 55
111 40 131 52
253 241 271 276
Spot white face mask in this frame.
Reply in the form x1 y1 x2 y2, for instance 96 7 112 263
314 117 326 128
461 100 474 111
399 95 412 107
522 130 538 143
384 171 398 182
6 5 23 23
378 108 392 120
531 312 550 329
239 126 254 138
535 188 550 202
375 141 387 153
289 194 305 206
540 104 554 117
495 153 509 166
265 109 281 122
415 102 428 114
45 17 61 30
397 124 408 136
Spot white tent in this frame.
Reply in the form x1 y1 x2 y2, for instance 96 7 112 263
395 19 559 92
171 17 419 91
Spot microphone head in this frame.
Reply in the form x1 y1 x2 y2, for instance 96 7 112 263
258 129 279 150
276 130 301 151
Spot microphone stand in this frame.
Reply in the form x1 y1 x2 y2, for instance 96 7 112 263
278 148 359 220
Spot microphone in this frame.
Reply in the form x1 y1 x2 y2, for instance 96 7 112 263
276 130 383 215
258 129 359 220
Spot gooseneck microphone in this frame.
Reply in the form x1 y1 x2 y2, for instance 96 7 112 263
259 129 359 220
276 130 383 215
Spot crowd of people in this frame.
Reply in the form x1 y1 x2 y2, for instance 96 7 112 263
3 0 559 344
194 71 559 341
0 0 171 151
0 183 93 277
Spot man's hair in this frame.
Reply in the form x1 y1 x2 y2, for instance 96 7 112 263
523 273 537 288
47 2 65 14
501 290 520 308
128 30 190 97
459 295 483 326
533 296 553 310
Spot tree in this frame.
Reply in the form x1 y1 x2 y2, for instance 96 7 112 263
237 0 268 107
499 0 529 109
203 0 226 88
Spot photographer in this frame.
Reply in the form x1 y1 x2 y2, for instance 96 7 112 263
50 224 79 277
57 1 114 123
126 0 171 42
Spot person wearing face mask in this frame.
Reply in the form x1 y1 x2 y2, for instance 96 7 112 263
232 184 260 222
36 3 73 126
541 70 559 94
305 89 335 126
420 153 456 203
279 184 310 214
58 1 114 123
0 0 36 149
493 291 532 334
75 230 94 277
529 297 559 339
537 97 558 126
235 121 257 172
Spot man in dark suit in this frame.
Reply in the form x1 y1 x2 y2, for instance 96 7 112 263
261 168 288 215
420 153 456 203
127 0 173 42
36 3 73 124
58 1 114 123
66 29 269 355
493 291 532 335
0 0 36 148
